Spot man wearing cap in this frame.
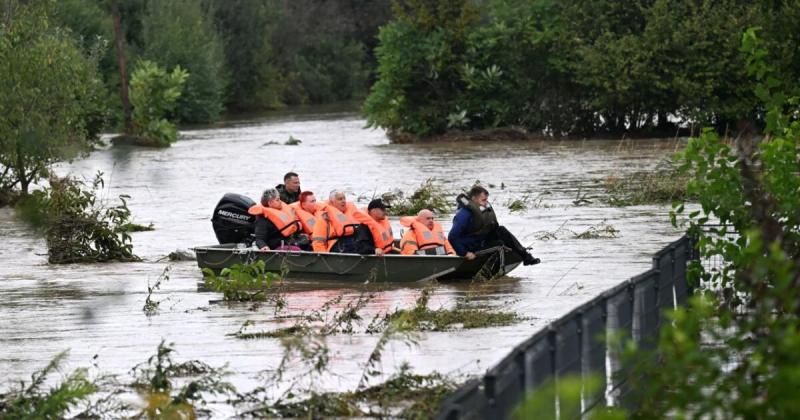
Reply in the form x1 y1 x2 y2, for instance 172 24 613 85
355 198 396 255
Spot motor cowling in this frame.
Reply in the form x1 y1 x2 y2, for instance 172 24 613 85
211 193 256 245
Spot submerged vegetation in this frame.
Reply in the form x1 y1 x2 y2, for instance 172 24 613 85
143 266 171 317
0 342 233 419
15 173 140 264
251 364 457 419
382 178 453 216
506 192 553 212
534 220 620 240
202 260 284 303
602 160 693 206
369 287 521 332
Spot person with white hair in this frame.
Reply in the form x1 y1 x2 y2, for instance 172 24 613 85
311 190 389 255
248 187 309 250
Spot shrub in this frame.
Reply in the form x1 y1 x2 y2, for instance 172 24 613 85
17 173 141 264
381 178 453 216
129 60 188 147
202 260 282 302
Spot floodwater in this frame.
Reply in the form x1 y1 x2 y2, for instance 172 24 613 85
0 108 686 413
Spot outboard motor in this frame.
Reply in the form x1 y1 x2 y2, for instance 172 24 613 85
211 193 256 245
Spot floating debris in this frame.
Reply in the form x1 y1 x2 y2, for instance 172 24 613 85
381 178 452 216
602 158 692 206
284 135 302 145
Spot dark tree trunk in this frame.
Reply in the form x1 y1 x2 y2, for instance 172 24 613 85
657 111 669 130
15 141 28 196
111 0 132 134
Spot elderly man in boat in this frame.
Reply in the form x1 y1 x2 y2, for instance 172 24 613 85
248 188 310 251
311 191 393 255
448 186 540 265
399 209 455 256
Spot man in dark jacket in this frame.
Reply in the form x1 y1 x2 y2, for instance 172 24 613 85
275 172 301 204
448 186 540 265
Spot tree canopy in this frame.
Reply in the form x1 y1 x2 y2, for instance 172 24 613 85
0 0 107 195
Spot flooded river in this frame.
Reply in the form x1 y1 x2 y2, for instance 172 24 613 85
0 109 685 412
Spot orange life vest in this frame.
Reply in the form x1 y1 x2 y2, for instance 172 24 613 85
290 201 325 235
399 216 454 255
352 210 394 253
311 203 361 252
248 202 300 237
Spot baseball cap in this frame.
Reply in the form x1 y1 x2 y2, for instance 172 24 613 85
367 199 392 211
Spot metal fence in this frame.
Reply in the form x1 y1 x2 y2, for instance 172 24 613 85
436 235 696 420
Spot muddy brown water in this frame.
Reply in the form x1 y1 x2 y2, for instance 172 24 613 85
0 109 686 414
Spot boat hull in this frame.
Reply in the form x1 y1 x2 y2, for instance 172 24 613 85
194 244 522 283
194 244 463 283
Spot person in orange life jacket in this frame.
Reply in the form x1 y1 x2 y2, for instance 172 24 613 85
249 188 309 251
448 185 540 265
290 191 325 235
311 191 388 255
400 209 455 255
360 199 397 254
275 171 301 204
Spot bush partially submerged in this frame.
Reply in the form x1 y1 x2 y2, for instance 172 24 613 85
243 364 456 419
368 287 521 332
203 260 284 302
131 340 234 419
16 173 140 264
381 178 453 216
602 160 693 206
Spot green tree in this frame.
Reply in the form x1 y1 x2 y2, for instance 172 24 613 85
625 28 800 417
363 0 480 137
208 0 282 111
141 0 227 123
129 60 189 147
0 0 107 196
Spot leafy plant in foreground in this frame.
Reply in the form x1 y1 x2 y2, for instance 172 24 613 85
620 28 800 418
0 352 97 420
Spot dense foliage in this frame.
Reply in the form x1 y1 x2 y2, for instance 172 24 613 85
46 0 391 126
129 60 189 146
141 0 227 123
16 173 141 264
365 0 800 138
623 28 800 417
0 0 107 196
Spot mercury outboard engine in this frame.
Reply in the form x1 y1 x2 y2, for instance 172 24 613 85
211 193 256 245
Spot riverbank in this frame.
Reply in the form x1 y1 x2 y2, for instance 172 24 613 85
387 126 697 144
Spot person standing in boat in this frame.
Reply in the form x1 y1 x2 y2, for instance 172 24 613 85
399 209 455 255
275 172 301 204
249 188 310 251
448 186 540 265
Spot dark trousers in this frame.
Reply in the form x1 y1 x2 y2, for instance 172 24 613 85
485 226 530 259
